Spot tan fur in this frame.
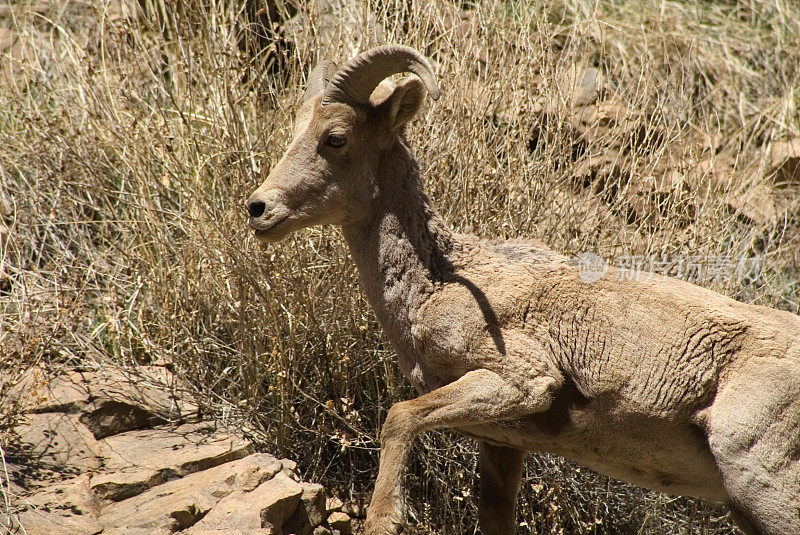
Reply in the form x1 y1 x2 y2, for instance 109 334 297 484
246 71 800 535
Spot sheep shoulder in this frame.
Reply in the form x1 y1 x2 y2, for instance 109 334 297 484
413 237 800 417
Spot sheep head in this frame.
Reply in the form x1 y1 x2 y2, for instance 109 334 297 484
246 45 440 242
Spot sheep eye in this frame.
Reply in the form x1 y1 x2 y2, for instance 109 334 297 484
327 133 346 148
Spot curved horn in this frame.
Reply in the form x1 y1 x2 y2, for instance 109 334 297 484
322 44 440 107
303 60 338 102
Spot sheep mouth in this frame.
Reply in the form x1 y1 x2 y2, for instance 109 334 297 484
250 214 289 240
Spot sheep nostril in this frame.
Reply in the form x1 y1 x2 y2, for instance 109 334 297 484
247 200 266 218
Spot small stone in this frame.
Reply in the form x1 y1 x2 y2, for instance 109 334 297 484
327 512 352 535
725 185 777 225
574 67 600 107
282 482 327 534
313 526 332 535
326 496 343 514
280 458 298 473
341 500 366 519
769 138 800 186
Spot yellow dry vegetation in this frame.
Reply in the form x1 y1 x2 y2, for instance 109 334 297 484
1 1 798 533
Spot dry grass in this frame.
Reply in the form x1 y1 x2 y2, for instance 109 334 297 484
1 0 799 533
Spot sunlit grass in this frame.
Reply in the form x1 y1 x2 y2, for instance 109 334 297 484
1 0 798 533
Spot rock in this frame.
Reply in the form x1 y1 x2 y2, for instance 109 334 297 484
14 412 102 474
98 453 285 535
769 138 800 187
15 475 103 535
305 0 386 52
326 496 344 514
13 368 90 414
14 508 103 535
313 526 332 535
341 499 366 518
180 530 267 535
79 399 166 439
282 482 327 535
19 474 99 515
327 511 353 534
186 472 303 533
280 457 298 475
0 26 33 90
91 422 252 502
464 80 494 117
12 366 196 424
574 67 601 107
7 365 335 535
693 155 737 194
725 184 777 225
552 64 608 109
89 468 171 504
259 474 306 532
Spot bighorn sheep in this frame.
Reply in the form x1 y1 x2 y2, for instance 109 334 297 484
246 45 800 535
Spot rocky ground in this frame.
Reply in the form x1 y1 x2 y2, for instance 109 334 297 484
1 365 357 535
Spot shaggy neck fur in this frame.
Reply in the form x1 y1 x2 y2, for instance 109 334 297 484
341 139 457 383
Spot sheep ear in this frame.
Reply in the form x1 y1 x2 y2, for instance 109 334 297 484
384 77 427 131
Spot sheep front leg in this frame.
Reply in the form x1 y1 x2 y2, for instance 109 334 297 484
364 368 557 535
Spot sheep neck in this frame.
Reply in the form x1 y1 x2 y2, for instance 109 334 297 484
341 140 456 375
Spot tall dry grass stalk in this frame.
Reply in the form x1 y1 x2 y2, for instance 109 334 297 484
1 0 798 532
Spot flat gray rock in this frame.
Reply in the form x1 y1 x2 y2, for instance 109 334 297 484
91 422 252 502
14 475 102 535
98 453 285 534
14 412 103 474
13 366 196 423
7 365 339 535
185 472 304 533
